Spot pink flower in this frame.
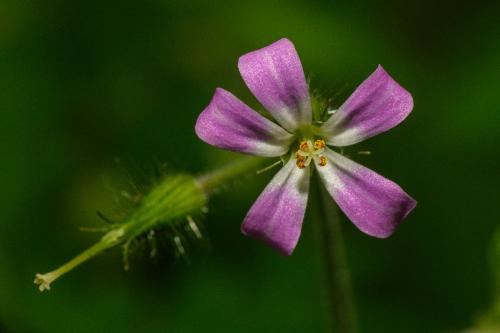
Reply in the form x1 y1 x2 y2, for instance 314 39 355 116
195 38 416 255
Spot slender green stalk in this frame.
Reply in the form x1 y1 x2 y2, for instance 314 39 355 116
35 156 267 291
34 229 124 291
313 175 358 333
197 156 266 193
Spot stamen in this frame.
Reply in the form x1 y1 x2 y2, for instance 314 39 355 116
295 138 328 169
256 160 283 174
314 139 326 150
296 156 306 169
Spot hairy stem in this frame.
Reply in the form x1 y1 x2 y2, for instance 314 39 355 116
313 175 358 333
35 155 267 291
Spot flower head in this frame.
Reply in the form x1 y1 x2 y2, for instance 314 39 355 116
195 38 416 255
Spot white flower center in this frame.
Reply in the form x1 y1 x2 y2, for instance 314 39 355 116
295 139 327 169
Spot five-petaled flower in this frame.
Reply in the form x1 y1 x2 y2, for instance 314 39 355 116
195 38 417 255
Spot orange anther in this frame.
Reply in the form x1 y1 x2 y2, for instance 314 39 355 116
314 139 326 150
296 159 306 169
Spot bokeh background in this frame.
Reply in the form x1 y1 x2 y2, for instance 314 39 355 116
1 0 499 332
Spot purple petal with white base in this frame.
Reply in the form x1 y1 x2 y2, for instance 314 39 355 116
320 65 413 147
242 157 310 255
316 149 416 238
238 38 311 132
195 88 294 157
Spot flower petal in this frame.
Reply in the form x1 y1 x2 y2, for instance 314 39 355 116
320 65 413 146
238 38 311 132
242 157 310 255
195 88 294 157
316 149 416 238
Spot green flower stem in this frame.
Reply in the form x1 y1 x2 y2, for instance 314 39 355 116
34 229 124 291
313 175 358 333
35 155 267 291
197 156 267 193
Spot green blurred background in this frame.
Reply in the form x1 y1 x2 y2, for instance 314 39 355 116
1 0 499 332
